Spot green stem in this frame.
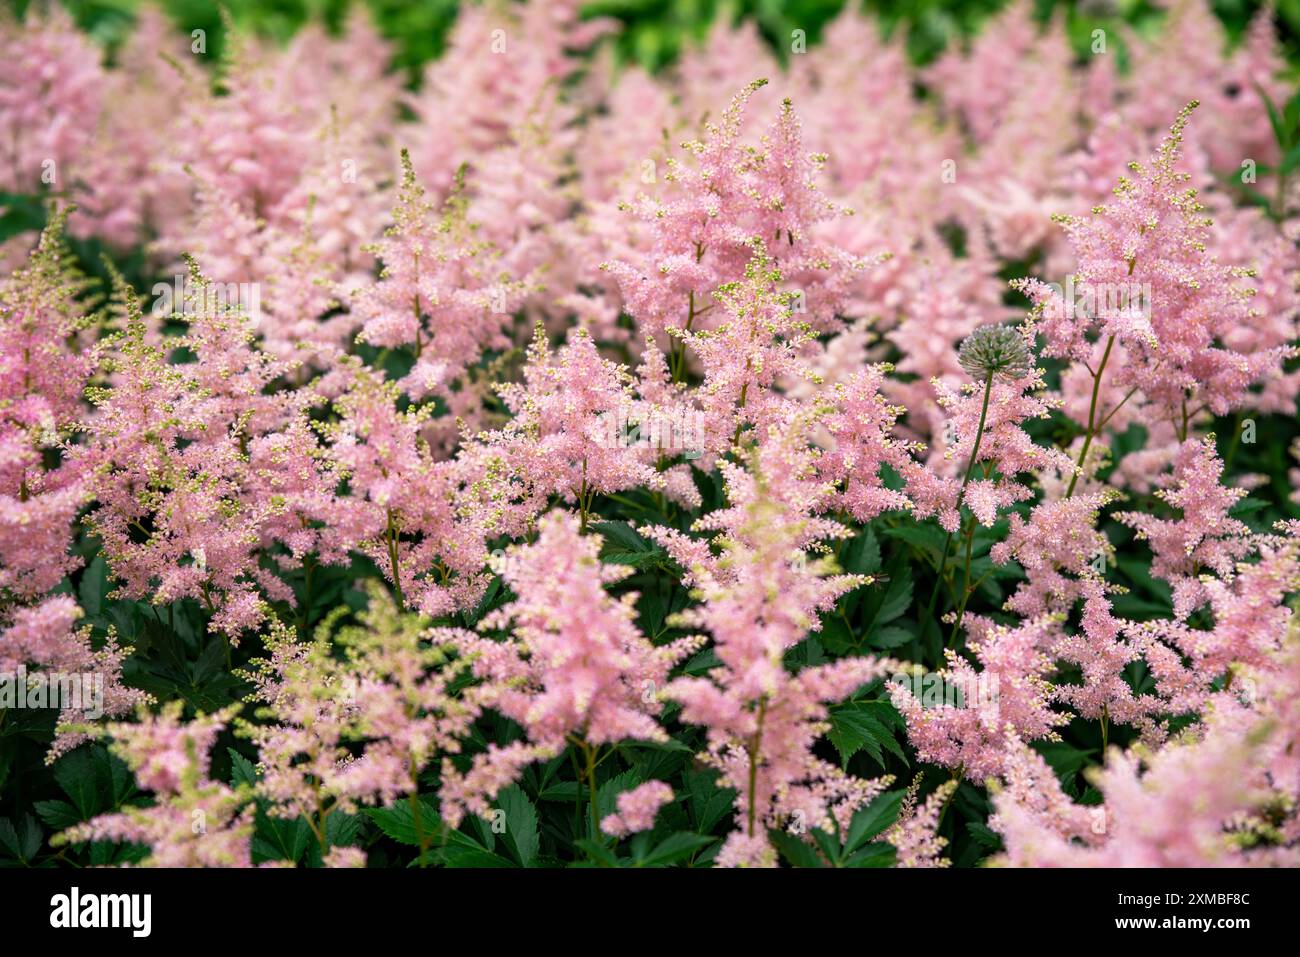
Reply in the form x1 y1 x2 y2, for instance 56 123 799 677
584 741 600 837
746 698 769 838
1065 335 1115 500
386 509 405 608
924 371 995 629
1223 413 1244 475
579 458 590 532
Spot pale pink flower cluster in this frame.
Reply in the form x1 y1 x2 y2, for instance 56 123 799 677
2 0 1298 868
440 511 700 826
601 781 675 838
56 704 256 868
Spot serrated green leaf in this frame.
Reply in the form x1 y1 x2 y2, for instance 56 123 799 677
78 556 109 619
770 830 824 868
33 800 82 831
52 750 100 820
637 832 712 867
362 798 440 847
228 748 258 788
869 571 913 627
827 701 906 770
844 842 897 867
868 624 914 649
845 790 906 853
574 838 621 867
496 785 539 867
843 527 882 575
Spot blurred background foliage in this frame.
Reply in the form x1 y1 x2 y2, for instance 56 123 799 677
14 0 1300 81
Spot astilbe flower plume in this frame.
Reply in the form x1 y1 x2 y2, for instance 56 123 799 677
55 703 256 868
440 511 700 828
78 268 309 636
0 207 92 602
649 415 896 866
352 151 522 403
239 583 485 862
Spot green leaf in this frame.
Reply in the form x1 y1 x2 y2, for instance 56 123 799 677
1034 741 1094 792
257 815 313 864
1259 83 1287 148
228 748 258 788
596 769 643 821
770 830 824 868
78 556 109 619
879 524 947 567
33 800 82 831
845 790 906 853
966 821 1004 851
593 521 653 553
52 749 101 819
686 771 735 834
869 570 912 628
496 785 539 867
574 838 622 867
844 842 897 867
842 527 882 575
637 832 713 867
325 811 361 849
441 830 515 868
0 815 42 863
363 798 441 847
868 624 914 650
827 701 907 770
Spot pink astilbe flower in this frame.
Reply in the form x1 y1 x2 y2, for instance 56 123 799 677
990 656 1300 868
0 207 92 601
1017 104 1292 425
1115 437 1253 619
80 279 276 635
815 364 919 523
678 242 822 451
440 511 699 827
240 585 484 844
68 7 191 248
600 80 869 347
481 326 661 514
652 415 895 866
0 595 149 761
351 152 522 403
601 781 675 838
321 363 490 618
991 489 1120 616
0 7 103 194
162 31 315 238
889 614 1069 780
55 703 256 868
888 778 959 868
80 266 355 636
928 340 1070 529
1135 533 1300 700
1050 583 1168 741
987 732 1103 855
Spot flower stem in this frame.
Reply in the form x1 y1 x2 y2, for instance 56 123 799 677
746 698 769 837
386 508 405 608
1065 335 1115 499
925 370 995 635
